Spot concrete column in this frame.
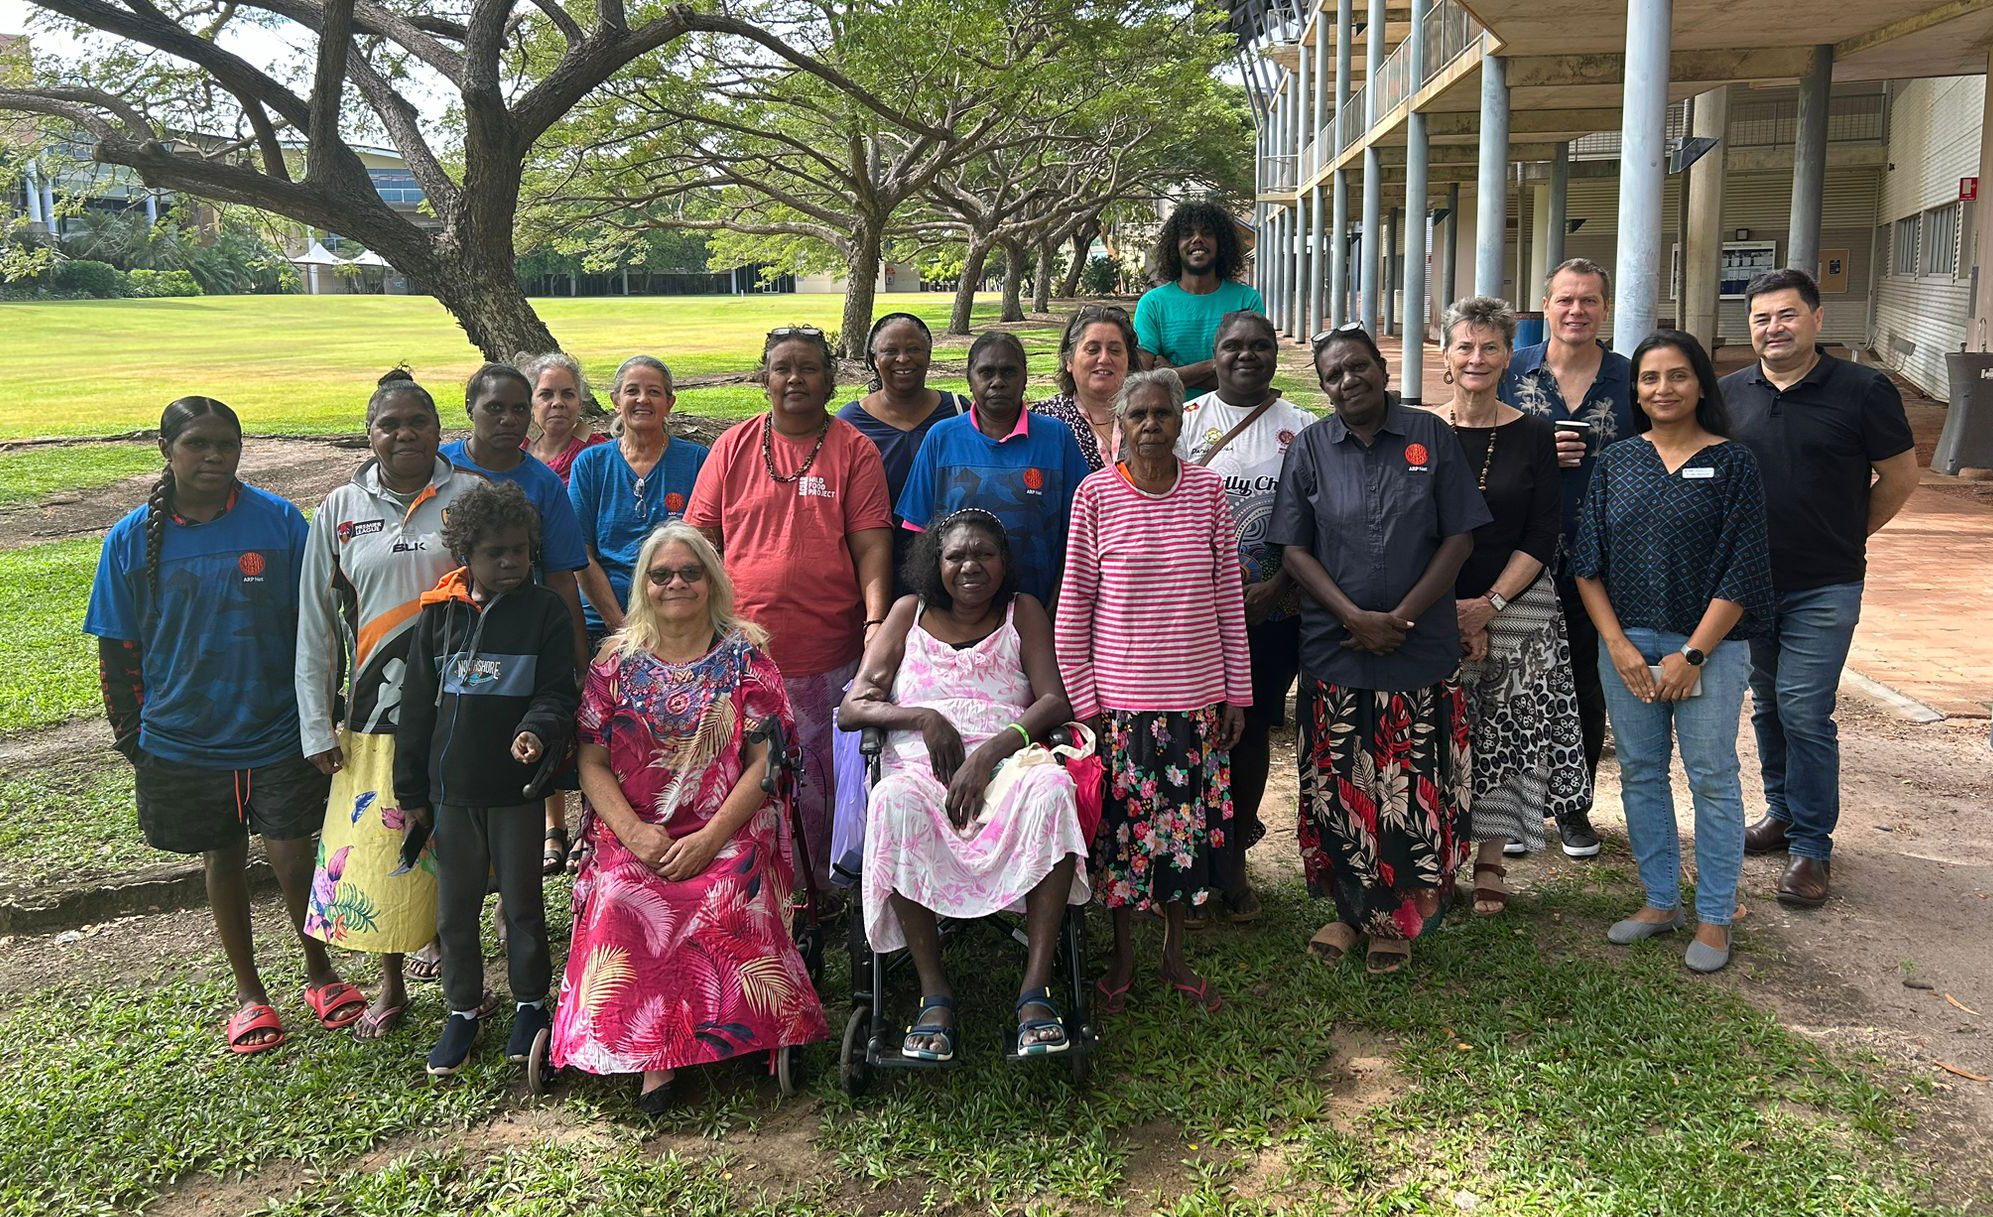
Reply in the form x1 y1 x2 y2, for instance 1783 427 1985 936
1309 9 1330 337
1685 86 1730 350
144 191 158 227
1336 0 1354 135
39 173 55 232
1442 181 1460 309
1788 45 1832 276
1401 0 1431 402
1529 183 1552 298
1475 55 1509 296
1972 49 1993 350
1331 169 1350 326
22 166 44 228
1362 152 1382 332
1612 0 1672 352
1514 183 1530 305
1291 48 1310 335
1546 142 1570 273
1383 208 1398 336
1293 194 1311 337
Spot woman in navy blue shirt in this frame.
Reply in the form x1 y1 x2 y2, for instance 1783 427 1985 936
1570 331 1773 975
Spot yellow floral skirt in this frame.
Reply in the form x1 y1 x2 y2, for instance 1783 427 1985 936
303 730 437 954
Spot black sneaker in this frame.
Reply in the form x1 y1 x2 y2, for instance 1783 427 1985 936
1557 814 1602 859
506 1002 551 1062
426 1012 479 1076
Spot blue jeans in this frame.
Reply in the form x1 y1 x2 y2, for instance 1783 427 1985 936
1598 630 1751 926
1748 582 1863 861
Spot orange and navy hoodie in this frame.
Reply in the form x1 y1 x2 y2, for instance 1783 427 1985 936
392 567 578 810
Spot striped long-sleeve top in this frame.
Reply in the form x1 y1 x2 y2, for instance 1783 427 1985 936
1054 461 1253 721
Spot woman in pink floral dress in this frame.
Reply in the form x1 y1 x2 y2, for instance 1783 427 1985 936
550 521 826 1112
839 509 1090 1060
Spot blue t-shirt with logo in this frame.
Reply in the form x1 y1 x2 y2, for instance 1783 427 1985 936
567 437 710 631
895 410 1091 604
439 440 589 577
83 485 309 767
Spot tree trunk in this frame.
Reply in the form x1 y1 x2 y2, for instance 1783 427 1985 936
423 251 561 362
1060 221 1096 298
838 227 884 360
1032 233 1055 314
999 240 1025 323
949 237 992 335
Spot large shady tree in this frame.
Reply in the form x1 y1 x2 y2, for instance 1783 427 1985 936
0 0 926 357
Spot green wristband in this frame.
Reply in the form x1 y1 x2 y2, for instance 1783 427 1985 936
1006 722 1031 747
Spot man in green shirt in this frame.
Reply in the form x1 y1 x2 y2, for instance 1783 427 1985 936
1133 201 1267 397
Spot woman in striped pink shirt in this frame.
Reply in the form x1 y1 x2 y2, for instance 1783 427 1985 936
1055 367 1252 1015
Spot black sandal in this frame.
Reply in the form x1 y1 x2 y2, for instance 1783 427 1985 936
1014 985 1070 1056
542 826 570 876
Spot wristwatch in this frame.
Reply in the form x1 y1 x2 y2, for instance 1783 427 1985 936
1680 645 1706 666
1487 592 1509 613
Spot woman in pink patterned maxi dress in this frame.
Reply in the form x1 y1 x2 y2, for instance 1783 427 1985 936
550 522 826 1112
840 510 1091 1061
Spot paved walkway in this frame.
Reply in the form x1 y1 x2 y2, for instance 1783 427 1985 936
1286 333 1993 719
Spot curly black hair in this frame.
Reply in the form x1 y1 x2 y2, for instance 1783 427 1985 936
903 508 1017 612
441 479 541 567
1153 200 1246 284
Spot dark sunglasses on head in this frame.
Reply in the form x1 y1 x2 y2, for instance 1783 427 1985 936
646 564 707 587
768 325 825 340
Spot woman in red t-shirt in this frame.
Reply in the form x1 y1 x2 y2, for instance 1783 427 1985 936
685 326 895 886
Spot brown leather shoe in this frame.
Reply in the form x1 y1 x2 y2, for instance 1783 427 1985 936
1743 815 1791 855
1776 856 1831 908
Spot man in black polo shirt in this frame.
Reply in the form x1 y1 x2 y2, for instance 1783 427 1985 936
1721 268 1917 908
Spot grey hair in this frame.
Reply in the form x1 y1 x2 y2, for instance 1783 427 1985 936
1441 295 1517 349
1113 367 1186 421
611 354 674 398
515 351 591 403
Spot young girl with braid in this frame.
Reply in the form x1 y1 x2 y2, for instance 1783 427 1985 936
85 397 365 1054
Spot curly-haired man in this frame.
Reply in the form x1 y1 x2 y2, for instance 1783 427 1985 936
1133 200 1265 398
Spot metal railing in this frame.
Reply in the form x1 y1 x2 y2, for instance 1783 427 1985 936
1328 0 1483 158
1261 154 1298 194
1571 88 1886 158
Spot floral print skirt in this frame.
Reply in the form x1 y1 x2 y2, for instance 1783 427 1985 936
1092 705 1233 911
1296 675 1470 941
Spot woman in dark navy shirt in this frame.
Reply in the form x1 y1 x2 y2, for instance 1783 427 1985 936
1570 330 1773 975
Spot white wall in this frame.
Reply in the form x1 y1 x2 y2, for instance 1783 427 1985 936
1874 76 1984 400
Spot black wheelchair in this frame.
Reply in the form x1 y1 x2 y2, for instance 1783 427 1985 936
834 725 1097 1095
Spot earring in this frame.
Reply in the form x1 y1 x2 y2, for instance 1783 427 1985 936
1442 368 1454 385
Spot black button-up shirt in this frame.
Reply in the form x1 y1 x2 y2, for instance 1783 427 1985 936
1720 347 1914 594
1270 400 1492 691
1569 438 1774 639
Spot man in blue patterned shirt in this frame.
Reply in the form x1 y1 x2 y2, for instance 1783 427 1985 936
1500 257 1647 859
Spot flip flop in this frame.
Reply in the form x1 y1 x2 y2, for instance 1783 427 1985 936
1307 921 1360 964
1365 938 1411 975
225 1002 286 1055
302 980 368 1030
1093 975 1132 1016
1222 889 1264 925
405 947 442 982
1163 971 1222 1014
352 1001 407 1041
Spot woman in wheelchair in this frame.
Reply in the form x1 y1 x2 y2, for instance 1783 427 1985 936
549 522 827 1113
838 509 1092 1060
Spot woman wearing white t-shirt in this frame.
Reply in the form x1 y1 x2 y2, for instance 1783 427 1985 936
1177 310 1321 922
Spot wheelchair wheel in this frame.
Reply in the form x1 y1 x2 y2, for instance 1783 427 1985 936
839 1005 872 1097
775 1044 799 1097
525 1026 553 1095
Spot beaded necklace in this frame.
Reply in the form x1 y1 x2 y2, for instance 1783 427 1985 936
1447 409 1499 492
760 412 831 484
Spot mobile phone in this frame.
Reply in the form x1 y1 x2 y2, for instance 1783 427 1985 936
1648 664 1702 698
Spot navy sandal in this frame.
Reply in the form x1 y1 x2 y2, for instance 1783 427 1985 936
901 995 957 1062
1014 985 1070 1056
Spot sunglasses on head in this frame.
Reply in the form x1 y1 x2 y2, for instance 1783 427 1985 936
769 325 825 340
1310 320 1372 349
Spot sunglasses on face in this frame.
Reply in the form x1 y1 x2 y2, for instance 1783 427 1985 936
647 564 707 587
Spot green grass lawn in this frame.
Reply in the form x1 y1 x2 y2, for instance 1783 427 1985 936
0 871 1966 1216
0 444 164 507
0 295 1034 440
0 294 1327 441
0 765 152 888
0 537 100 733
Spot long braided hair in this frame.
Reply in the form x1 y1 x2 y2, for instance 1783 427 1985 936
146 397 242 619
